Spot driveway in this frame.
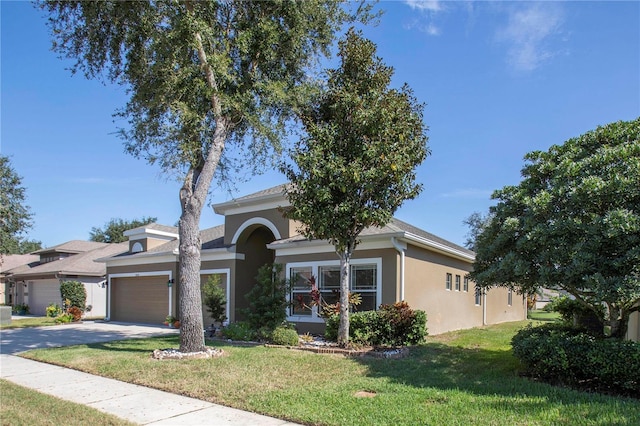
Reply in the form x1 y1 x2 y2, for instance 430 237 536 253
0 320 178 355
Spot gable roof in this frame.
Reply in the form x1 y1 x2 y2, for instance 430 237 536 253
6 242 129 278
102 225 226 262
213 184 289 215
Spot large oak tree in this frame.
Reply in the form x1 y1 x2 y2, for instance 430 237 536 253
470 118 640 338
283 30 429 346
41 0 371 352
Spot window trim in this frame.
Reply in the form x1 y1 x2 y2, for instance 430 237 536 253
455 274 461 291
286 258 382 323
446 273 452 291
463 276 469 292
507 289 513 306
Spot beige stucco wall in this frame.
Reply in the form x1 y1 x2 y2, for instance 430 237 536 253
403 246 482 335
484 287 527 325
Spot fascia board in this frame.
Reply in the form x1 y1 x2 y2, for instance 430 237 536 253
403 232 475 262
213 195 290 216
103 253 178 268
269 235 399 257
200 248 245 261
123 228 179 240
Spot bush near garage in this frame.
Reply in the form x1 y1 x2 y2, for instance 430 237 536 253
511 323 640 396
60 280 87 311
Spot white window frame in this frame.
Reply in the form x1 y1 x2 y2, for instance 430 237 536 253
507 289 513 306
286 258 382 323
463 277 469 292
446 273 452 291
455 274 461 291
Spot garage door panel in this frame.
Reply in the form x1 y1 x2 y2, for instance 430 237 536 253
111 276 169 324
30 281 62 316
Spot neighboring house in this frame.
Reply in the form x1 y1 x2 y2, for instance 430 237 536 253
102 185 526 335
4 241 127 317
628 307 640 342
1 254 39 305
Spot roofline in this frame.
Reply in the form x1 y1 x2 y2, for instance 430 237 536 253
268 230 474 263
213 191 290 215
123 228 179 239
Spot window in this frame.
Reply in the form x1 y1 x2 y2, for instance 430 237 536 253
290 267 313 316
131 242 144 253
286 259 381 321
508 289 513 306
446 273 452 290
463 277 469 292
455 275 461 291
475 286 482 305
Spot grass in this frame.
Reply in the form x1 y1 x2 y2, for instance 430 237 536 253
0 379 134 426
0 316 59 329
22 320 639 425
528 309 561 322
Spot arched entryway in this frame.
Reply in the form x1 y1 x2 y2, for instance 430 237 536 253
233 223 277 319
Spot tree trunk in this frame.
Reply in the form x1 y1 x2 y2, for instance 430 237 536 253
606 305 629 339
337 246 352 348
177 117 228 353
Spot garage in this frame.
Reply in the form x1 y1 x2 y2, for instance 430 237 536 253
110 275 170 324
29 280 63 316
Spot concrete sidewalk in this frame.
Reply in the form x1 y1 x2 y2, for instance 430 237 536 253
0 322 300 425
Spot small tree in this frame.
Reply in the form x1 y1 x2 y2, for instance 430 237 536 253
283 30 429 346
243 264 289 333
60 280 87 311
202 274 227 325
90 217 157 243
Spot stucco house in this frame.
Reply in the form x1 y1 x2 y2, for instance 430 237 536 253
4 241 127 317
102 185 526 335
1 254 39 305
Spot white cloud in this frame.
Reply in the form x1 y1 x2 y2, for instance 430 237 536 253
405 0 443 13
496 3 565 71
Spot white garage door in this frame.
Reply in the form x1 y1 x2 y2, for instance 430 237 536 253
29 280 62 316
111 276 170 324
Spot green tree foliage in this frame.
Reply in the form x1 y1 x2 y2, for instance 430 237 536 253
283 30 429 346
89 217 157 243
462 211 492 252
60 280 87 311
470 118 640 339
202 274 227 325
243 263 288 333
41 0 371 352
0 155 39 256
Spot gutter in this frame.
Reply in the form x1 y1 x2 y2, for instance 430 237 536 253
391 237 406 302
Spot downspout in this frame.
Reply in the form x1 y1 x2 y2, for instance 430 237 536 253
483 290 487 326
391 237 406 302
106 275 111 321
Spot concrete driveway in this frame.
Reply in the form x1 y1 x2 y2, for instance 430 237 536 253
0 320 178 355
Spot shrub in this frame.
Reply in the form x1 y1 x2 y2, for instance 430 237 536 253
67 306 83 322
325 302 427 346
270 326 300 346
54 313 73 324
222 322 255 341
545 296 604 335
512 323 640 395
242 264 288 332
60 280 86 311
203 274 227 324
46 303 63 318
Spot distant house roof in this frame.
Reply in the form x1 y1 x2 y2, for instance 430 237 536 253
0 254 40 275
6 242 129 278
32 240 108 255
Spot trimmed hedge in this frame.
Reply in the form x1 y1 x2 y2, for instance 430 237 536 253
512 324 640 396
325 302 427 346
270 326 300 346
60 280 86 311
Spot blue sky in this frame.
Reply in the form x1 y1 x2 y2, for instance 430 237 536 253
1 1 638 249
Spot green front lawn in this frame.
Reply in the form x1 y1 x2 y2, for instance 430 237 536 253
22 320 639 425
527 309 561 322
0 379 134 426
0 317 59 329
